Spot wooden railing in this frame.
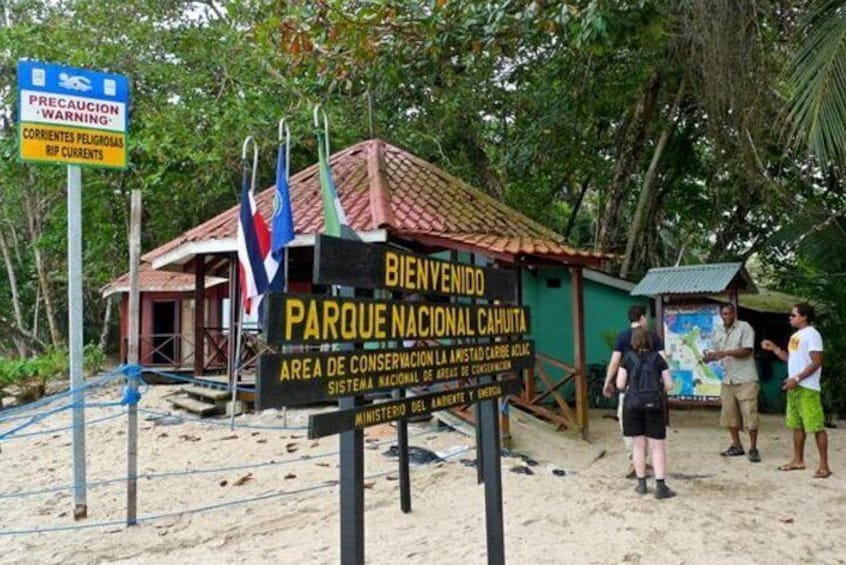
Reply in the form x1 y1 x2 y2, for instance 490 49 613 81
122 327 261 373
510 352 578 430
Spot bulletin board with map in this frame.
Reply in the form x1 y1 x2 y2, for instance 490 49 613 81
663 305 726 401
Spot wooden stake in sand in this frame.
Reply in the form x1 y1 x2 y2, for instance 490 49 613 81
126 189 142 526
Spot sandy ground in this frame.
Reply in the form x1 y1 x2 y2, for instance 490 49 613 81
1 381 844 565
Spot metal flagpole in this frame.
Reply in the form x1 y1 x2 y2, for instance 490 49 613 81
279 117 291 298
67 164 88 520
314 105 365 565
279 118 291 428
230 304 244 430
231 137 259 430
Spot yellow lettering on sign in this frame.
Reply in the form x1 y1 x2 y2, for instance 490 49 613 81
374 303 387 338
440 262 453 293
430 391 466 409
382 252 487 297
327 377 373 396
339 301 357 340
285 299 306 341
476 385 503 400
404 255 416 289
282 299 524 342
385 251 399 287
20 123 127 168
353 403 407 427
303 300 321 340
322 301 340 341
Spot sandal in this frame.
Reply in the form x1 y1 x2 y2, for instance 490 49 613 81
720 445 745 457
813 470 832 479
777 463 805 471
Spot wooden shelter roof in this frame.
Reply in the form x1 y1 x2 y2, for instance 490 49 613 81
630 262 758 296
101 262 226 298
142 139 612 271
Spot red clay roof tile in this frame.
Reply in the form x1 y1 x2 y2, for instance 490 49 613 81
143 139 612 267
102 263 226 297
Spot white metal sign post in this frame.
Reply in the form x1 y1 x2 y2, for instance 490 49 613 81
17 60 129 519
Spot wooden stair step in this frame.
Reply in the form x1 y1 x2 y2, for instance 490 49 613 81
182 385 231 401
167 395 223 417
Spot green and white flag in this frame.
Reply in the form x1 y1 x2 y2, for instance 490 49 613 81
316 129 355 239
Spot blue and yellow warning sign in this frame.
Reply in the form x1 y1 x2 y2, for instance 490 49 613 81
17 60 129 169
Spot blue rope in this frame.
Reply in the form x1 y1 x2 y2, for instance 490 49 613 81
140 366 254 393
0 445 471 536
118 364 148 406
1 411 125 441
0 403 75 440
0 368 142 439
0 400 127 441
0 447 338 500
0 368 124 422
0 427 448 499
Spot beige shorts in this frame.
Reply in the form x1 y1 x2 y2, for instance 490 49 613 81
720 382 760 430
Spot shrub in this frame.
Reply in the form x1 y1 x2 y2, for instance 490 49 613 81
0 348 69 403
83 343 106 376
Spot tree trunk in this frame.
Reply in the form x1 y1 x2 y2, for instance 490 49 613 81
706 197 758 262
32 286 41 343
24 190 63 347
458 128 504 199
595 71 662 252
564 177 591 240
620 77 686 279
0 226 25 332
98 296 113 351
0 313 47 350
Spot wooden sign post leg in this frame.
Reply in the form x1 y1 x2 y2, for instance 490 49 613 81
480 379 506 565
475 400 485 484
395 388 412 513
340 395 365 565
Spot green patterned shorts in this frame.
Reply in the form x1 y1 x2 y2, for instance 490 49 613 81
785 387 825 433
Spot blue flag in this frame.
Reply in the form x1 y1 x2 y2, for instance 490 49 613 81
271 142 295 260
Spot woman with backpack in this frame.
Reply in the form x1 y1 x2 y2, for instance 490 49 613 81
616 328 676 499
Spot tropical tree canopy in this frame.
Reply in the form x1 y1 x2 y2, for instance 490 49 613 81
0 1 844 417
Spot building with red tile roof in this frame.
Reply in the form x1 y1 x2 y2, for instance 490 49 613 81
107 139 618 432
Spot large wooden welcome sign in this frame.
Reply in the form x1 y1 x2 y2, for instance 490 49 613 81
264 294 529 344
259 340 534 406
257 235 532 565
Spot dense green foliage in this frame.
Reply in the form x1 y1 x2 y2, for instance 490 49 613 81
0 0 844 412
0 343 103 401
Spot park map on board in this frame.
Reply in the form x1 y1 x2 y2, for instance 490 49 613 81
663 305 725 400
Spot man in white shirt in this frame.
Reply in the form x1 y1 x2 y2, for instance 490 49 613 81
761 302 831 479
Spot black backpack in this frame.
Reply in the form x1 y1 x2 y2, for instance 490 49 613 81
623 351 663 412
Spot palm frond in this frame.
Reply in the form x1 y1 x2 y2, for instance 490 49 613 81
785 0 846 168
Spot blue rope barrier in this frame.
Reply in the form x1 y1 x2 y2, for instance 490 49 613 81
0 401 126 441
0 447 339 501
0 368 144 438
1 412 125 441
0 400 121 428
140 366 254 393
0 427 449 499
0 368 125 422
0 445 472 536
0 403 75 440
